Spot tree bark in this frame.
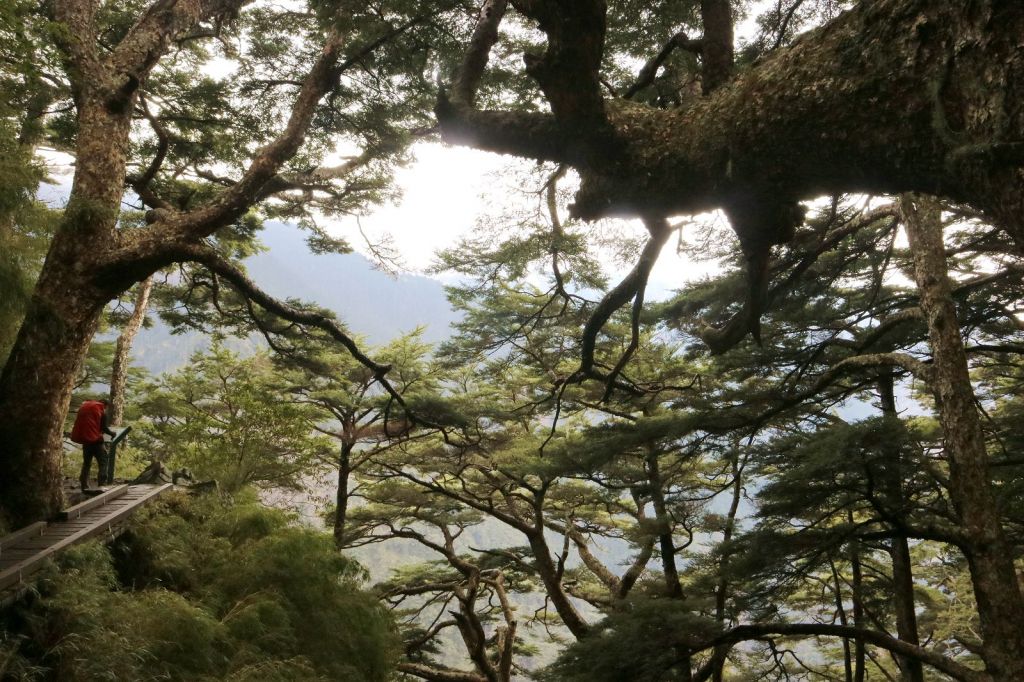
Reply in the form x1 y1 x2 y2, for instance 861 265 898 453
889 536 925 682
877 373 925 682
831 560 855 682
697 0 733 94
646 449 684 599
646 449 694 681
525 527 590 639
334 440 353 548
848 518 866 682
0 92 134 526
901 194 1024 681
440 1 1024 245
109 276 153 425
710 453 743 682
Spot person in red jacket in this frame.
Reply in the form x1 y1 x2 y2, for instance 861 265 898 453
71 399 116 489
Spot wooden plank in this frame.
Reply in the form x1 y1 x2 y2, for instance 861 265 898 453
0 521 48 551
0 551 38 562
0 484 171 592
57 485 128 521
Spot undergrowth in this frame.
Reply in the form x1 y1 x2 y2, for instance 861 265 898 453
0 490 396 681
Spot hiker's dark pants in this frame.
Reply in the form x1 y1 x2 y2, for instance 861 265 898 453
80 441 109 488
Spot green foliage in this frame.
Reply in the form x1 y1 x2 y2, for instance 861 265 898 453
2 492 397 681
0 119 56 365
3 0 1020 675
540 599 716 682
134 344 333 492
0 0 64 363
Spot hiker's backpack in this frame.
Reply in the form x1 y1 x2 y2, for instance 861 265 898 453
71 400 105 444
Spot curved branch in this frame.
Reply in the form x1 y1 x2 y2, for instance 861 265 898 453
688 623 990 682
623 32 703 100
178 244 389 373
110 0 246 90
698 204 899 354
397 662 486 682
130 94 175 211
578 216 671 379
169 28 346 238
160 243 451 432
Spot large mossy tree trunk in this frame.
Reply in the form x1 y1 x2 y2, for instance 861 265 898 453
902 195 1024 681
0 96 135 527
0 0 343 526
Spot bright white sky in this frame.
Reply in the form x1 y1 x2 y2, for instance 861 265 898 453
331 141 725 300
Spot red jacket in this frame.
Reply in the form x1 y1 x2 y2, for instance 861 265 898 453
71 400 107 444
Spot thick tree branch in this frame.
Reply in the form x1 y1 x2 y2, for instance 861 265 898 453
623 32 703 100
451 0 508 107
109 0 248 98
435 104 570 162
687 623 990 682
168 28 345 238
52 0 102 85
440 0 1024 250
397 662 486 682
122 11 432 255
511 0 608 126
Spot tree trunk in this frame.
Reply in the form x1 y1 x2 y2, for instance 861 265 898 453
646 450 694 681
877 373 925 682
847 522 866 682
646 449 684 599
830 560 854 682
0 97 135 526
901 194 1024 681
0 3 346 526
334 441 353 548
889 537 924 682
0 283 105 526
711 453 743 682
109 276 153 425
526 528 590 638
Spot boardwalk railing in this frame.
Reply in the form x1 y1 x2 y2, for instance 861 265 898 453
0 483 172 601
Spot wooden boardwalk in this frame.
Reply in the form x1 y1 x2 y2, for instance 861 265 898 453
0 483 172 603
